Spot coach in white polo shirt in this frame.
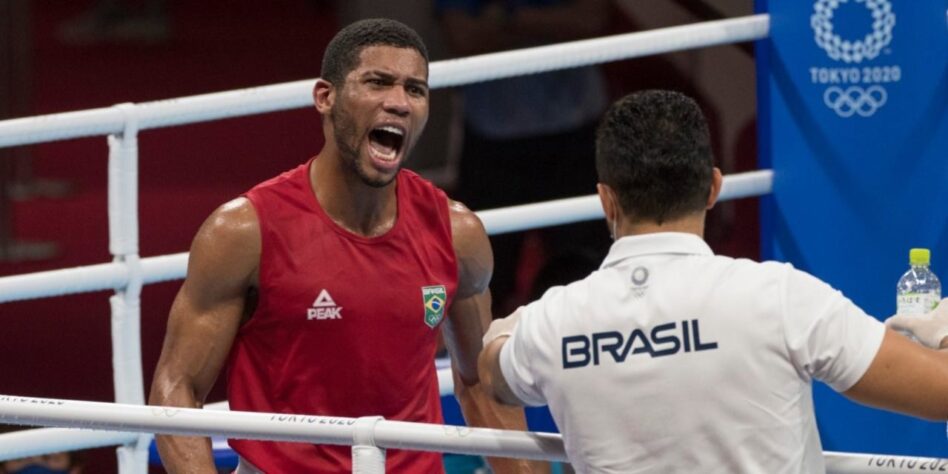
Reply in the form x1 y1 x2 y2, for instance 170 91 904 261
478 90 948 473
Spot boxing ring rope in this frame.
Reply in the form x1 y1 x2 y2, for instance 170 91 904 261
0 11 935 474
0 170 773 304
0 15 768 148
1 395 945 474
0 396 568 463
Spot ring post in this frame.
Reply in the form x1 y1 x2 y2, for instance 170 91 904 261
352 416 385 474
107 103 149 474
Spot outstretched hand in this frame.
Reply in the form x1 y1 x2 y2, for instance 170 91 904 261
885 298 948 349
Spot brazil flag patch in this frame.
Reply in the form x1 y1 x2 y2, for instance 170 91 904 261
422 285 447 328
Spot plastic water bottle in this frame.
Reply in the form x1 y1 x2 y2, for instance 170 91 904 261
895 249 947 440
896 248 941 316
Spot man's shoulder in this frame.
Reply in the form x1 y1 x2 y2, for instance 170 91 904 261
188 197 261 279
396 169 455 219
523 275 595 323
247 161 310 196
399 168 450 199
446 198 479 227
241 162 314 225
704 254 793 280
203 197 260 243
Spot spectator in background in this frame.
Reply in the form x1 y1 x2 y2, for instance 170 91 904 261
435 0 613 314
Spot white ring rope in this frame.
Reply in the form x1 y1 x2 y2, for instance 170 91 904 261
0 170 772 304
478 169 772 235
428 15 768 88
0 367 440 459
0 15 768 149
0 253 185 303
0 395 567 463
0 401 229 461
0 395 944 474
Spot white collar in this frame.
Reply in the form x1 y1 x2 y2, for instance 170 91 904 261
599 232 714 270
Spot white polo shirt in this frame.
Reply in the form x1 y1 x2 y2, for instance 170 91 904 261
500 232 885 474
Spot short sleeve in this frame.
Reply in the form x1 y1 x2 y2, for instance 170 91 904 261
782 267 886 392
498 298 552 407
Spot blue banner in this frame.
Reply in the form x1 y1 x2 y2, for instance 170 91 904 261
757 0 948 458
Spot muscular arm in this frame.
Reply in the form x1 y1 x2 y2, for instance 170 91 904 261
844 328 948 420
442 200 545 474
148 198 260 473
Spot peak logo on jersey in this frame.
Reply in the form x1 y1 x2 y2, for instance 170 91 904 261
307 289 342 320
422 285 447 328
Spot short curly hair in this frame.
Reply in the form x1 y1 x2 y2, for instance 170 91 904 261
595 90 714 225
320 18 429 87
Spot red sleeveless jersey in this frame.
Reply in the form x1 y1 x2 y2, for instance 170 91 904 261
228 159 458 473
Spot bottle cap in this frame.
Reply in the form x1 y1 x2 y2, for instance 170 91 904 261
909 248 931 265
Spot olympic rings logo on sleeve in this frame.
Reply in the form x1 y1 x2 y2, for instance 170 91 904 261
823 85 887 117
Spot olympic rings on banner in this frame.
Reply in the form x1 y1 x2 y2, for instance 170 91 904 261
823 85 887 117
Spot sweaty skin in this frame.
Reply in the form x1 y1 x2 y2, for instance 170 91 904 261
150 45 541 473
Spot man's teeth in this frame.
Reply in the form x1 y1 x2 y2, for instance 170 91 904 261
379 126 404 136
368 126 404 161
369 142 397 160
372 147 396 159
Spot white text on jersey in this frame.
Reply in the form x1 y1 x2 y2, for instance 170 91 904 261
307 289 342 320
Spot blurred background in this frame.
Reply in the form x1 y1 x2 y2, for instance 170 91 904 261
0 0 758 471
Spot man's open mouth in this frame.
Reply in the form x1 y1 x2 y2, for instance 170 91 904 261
368 125 405 161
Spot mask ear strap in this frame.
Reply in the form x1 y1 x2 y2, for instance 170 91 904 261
597 183 620 241
611 193 620 241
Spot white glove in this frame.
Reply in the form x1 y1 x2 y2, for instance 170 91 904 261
885 298 948 349
482 306 526 347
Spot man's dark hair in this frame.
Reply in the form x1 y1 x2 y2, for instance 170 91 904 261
320 18 429 87
595 90 713 225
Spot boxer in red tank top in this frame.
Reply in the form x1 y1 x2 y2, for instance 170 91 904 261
149 18 540 474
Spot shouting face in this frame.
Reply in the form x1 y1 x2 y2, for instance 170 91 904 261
325 45 429 188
